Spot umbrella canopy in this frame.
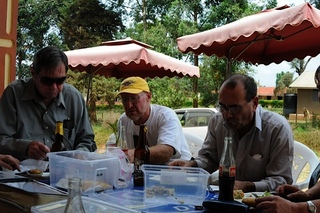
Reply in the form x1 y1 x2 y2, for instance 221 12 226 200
65 38 199 78
177 3 320 75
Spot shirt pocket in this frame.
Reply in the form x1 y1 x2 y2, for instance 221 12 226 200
244 154 266 181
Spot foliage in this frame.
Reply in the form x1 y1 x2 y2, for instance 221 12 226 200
148 77 191 109
274 71 296 96
289 57 312 76
58 0 125 50
259 100 283 108
17 0 65 79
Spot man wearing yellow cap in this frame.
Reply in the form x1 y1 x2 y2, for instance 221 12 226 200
117 77 192 164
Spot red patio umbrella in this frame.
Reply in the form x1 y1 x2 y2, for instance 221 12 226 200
65 38 199 78
177 3 320 76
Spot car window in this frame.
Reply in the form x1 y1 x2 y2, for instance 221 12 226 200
175 110 215 127
185 112 214 127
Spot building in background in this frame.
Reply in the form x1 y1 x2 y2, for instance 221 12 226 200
289 71 319 115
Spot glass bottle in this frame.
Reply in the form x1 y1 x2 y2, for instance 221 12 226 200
64 177 86 213
133 125 150 187
118 125 128 154
51 121 66 152
218 132 236 201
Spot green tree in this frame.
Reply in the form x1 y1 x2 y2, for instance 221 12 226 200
274 71 295 96
59 0 125 49
17 0 64 79
289 57 312 76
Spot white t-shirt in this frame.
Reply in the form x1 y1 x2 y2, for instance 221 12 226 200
119 104 192 161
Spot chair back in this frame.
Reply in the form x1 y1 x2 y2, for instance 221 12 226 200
183 132 203 157
309 163 320 189
292 141 319 189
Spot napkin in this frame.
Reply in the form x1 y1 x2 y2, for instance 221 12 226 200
2 159 49 173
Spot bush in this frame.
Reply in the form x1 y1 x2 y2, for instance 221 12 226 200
259 100 283 108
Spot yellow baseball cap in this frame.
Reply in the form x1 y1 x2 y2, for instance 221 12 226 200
118 77 150 94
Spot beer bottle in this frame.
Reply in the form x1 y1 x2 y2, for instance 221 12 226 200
51 121 66 152
133 125 150 187
218 131 236 201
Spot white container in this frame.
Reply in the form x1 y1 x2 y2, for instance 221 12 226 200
47 150 121 194
31 196 139 213
141 164 210 206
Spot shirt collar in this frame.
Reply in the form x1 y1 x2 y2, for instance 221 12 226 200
255 105 262 131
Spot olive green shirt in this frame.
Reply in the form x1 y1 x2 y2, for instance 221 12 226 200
0 78 96 160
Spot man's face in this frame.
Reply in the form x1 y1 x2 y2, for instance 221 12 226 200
120 92 151 124
218 84 258 130
32 62 66 102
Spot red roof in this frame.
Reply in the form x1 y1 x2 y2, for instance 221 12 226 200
257 87 274 96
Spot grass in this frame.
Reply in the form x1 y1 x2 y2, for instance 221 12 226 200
93 110 122 151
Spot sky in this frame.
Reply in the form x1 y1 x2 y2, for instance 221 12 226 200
253 0 319 87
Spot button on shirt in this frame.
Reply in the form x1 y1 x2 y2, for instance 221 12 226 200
0 78 96 160
195 105 293 192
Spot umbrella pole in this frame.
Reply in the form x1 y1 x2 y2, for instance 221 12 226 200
86 68 93 107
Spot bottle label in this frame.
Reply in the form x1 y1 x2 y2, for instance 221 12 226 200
229 166 236 177
134 158 144 170
218 165 236 177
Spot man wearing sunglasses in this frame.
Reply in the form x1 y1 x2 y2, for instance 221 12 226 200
0 46 96 161
170 74 293 193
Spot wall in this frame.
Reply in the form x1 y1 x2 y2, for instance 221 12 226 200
0 0 18 96
297 89 320 114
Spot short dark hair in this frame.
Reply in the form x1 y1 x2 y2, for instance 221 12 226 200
221 74 257 102
31 46 68 75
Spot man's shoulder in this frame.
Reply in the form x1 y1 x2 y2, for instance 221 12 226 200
151 104 174 113
259 107 289 126
62 83 82 95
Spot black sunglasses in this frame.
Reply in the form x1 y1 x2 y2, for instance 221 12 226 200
39 76 67 86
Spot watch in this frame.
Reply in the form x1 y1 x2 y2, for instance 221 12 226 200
307 201 317 213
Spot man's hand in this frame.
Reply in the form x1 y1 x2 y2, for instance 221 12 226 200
168 159 197 167
234 180 255 192
255 195 298 213
0 154 20 171
277 184 311 202
27 141 50 160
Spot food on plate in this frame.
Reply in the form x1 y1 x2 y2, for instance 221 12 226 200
56 178 112 192
28 169 43 175
242 197 256 207
242 191 272 207
233 189 244 199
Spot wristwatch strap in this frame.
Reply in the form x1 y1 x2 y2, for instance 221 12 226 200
307 201 317 213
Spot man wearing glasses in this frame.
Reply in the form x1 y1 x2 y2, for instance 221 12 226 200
117 77 192 164
0 46 96 161
170 74 293 193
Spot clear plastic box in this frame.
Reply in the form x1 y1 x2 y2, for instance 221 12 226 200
47 150 121 194
31 196 139 213
141 164 210 206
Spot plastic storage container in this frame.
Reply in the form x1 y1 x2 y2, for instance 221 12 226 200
31 196 139 213
47 150 121 194
141 164 210 206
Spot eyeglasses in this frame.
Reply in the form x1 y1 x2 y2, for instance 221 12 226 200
218 101 250 115
120 93 143 104
38 76 67 86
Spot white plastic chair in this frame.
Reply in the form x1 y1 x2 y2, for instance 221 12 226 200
292 140 319 190
183 132 204 158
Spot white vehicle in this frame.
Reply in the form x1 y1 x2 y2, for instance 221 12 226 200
174 107 218 140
